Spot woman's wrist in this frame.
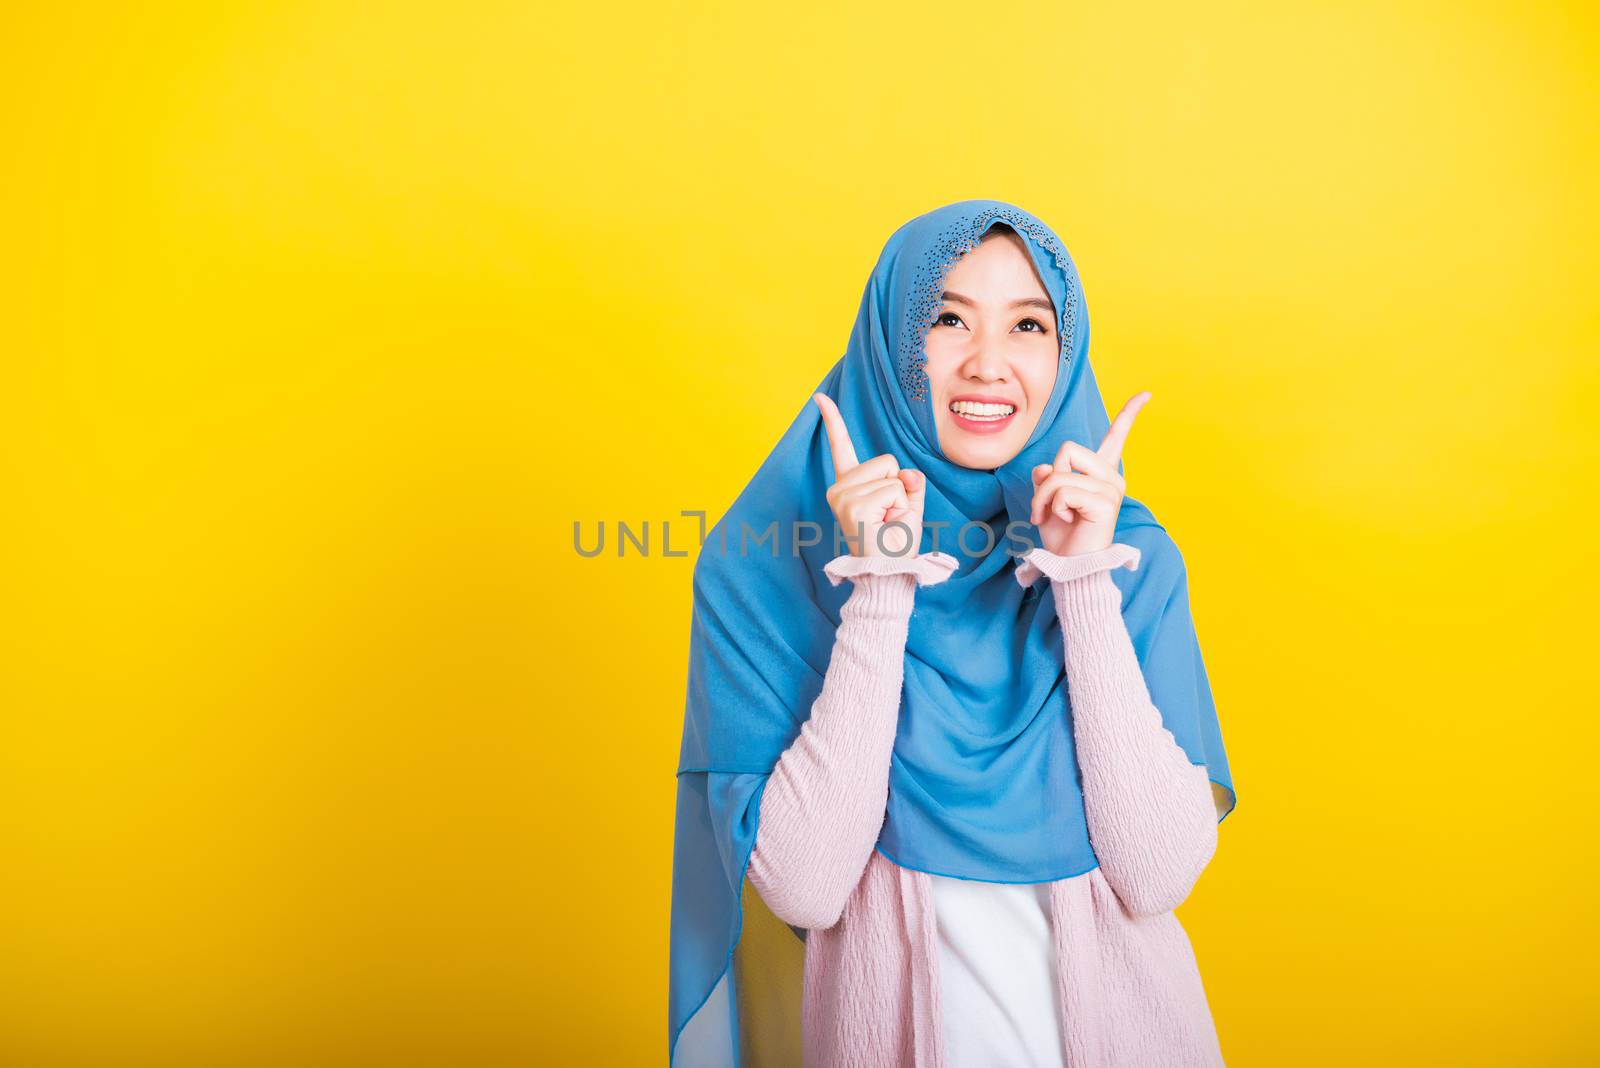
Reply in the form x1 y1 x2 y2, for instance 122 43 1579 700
823 550 960 589
1013 543 1141 589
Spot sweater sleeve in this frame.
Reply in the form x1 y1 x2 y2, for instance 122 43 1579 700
1016 544 1219 918
746 551 959 931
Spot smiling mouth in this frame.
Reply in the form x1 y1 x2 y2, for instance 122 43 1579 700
948 400 1018 434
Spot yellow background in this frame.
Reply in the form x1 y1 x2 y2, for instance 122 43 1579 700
4 2 1597 1064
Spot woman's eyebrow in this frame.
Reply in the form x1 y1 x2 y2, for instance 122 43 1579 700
941 289 1054 312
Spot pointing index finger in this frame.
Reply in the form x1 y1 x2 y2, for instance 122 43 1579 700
1097 391 1151 464
813 392 860 474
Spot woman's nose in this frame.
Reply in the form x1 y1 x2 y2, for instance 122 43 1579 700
961 339 1008 381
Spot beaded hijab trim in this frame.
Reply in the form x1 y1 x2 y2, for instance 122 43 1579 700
896 206 1078 403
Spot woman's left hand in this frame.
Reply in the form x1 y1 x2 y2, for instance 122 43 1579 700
1029 391 1151 557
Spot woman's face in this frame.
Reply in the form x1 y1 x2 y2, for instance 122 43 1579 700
923 230 1060 470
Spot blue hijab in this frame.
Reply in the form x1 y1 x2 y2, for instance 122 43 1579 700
668 199 1236 1064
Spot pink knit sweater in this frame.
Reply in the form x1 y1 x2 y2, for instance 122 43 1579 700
745 544 1227 1068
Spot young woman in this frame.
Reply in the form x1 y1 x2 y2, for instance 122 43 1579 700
669 200 1237 1067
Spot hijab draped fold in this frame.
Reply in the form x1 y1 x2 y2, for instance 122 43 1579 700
668 200 1235 1064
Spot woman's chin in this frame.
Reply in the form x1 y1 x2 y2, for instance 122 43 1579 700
942 433 1026 471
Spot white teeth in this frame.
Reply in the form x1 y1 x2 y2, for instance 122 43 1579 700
950 400 1016 420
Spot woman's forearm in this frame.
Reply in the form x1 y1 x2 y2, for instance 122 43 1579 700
1021 545 1218 917
746 552 957 930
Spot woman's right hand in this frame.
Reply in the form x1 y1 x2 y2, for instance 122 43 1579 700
813 392 924 558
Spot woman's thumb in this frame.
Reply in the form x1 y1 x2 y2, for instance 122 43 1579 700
900 469 926 510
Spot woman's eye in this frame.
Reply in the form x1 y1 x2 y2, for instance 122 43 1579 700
934 312 1048 332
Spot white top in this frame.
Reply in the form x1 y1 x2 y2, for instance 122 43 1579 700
927 872 1066 1067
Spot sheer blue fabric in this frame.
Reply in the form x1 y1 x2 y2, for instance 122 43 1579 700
669 200 1236 1064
